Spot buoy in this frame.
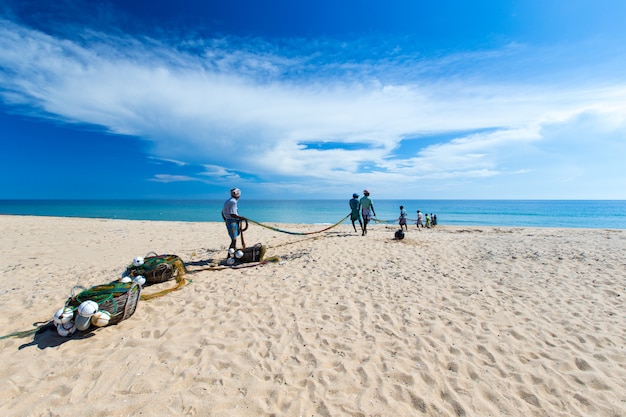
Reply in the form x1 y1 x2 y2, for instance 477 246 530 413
77 300 99 317
75 314 92 331
132 256 144 267
132 275 146 286
91 311 111 327
395 230 405 240
56 321 76 337
235 250 244 259
53 307 74 325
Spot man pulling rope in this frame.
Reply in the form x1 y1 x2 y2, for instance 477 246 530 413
221 188 247 251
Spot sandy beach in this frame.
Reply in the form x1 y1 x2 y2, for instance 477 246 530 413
0 215 624 417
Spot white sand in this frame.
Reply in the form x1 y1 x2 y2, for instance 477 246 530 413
1 215 625 416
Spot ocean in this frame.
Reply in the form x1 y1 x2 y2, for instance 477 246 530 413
1 200 625 229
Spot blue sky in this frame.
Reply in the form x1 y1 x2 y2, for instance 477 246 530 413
1 0 625 199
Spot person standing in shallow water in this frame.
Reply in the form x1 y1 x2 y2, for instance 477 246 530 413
349 193 363 234
221 188 246 251
359 189 376 236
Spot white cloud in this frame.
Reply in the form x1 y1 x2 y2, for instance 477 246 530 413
149 174 198 183
1 18 626 198
148 156 188 166
199 165 242 181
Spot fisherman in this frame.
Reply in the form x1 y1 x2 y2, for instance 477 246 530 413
359 189 376 236
399 205 408 231
349 193 363 233
221 188 246 251
416 210 424 230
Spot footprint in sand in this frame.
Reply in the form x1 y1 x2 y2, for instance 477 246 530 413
574 357 592 371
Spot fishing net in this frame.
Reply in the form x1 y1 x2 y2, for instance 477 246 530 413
68 282 141 325
124 252 186 285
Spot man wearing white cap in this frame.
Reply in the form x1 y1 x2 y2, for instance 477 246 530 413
222 188 246 250
359 189 376 236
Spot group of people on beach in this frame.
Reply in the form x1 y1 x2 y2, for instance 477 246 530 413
349 191 438 235
397 207 438 232
223 187 378 249
350 191 437 236
221 187 437 252
413 210 437 230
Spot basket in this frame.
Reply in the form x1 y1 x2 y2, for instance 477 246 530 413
68 282 141 325
239 243 266 263
125 253 186 285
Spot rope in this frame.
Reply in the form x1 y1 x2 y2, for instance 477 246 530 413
247 214 350 235
0 325 45 340
140 275 191 301
133 254 191 301
372 217 398 224
239 218 247 248
373 217 427 224
186 256 281 272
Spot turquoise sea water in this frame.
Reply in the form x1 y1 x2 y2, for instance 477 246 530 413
1 200 625 229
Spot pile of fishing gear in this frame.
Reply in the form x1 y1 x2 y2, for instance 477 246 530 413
123 252 186 285
2 214 351 341
48 252 191 337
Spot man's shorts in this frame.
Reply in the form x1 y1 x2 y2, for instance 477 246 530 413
225 218 240 239
362 209 372 221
